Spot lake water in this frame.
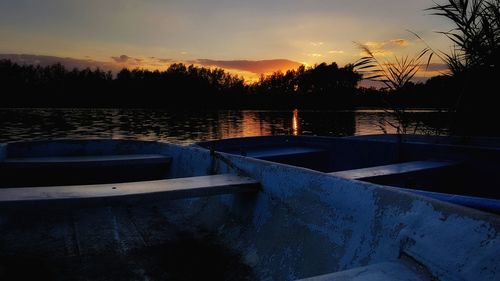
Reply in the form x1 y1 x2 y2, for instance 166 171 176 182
0 108 449 145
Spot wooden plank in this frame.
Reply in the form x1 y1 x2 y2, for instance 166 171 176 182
3 154 172 167
329 160 456 180
0 174 259 207
230 146 325 158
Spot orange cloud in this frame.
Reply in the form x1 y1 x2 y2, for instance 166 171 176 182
194 59 302 75
307 53 323 57
310 42 324 47
390 39 409 47
417 63 451 77
365 39 410 50
365 41 386 49
156 58 172 63
360 39 412 58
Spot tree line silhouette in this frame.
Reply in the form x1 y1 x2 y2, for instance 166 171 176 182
0 60 245 108
0 59 461 109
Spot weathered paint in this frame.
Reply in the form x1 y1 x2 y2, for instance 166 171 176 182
329 160 457 179
0 139 499 281
296 261 430 281
203 151 500 280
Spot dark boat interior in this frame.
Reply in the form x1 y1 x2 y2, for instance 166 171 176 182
197 135 500 200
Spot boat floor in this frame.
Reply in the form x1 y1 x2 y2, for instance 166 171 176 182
1 203 435 281
0 229 256 281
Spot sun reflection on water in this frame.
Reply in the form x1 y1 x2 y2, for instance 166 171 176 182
292 109 299 136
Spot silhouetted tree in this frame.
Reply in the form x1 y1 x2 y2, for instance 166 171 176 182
252 63 361 109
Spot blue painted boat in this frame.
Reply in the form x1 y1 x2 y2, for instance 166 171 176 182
197 134 500 214
0 138 499 280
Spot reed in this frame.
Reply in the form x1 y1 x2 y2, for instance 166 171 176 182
354 43 433 134
354 43 432 91
428 0 500 75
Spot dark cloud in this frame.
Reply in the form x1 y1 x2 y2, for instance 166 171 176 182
0 54 119 72
111 54 131 63
111 54 145 65
195 59 302 74
425 63 449 72
359 75 436 88
157 58 172 63
0 54 305 78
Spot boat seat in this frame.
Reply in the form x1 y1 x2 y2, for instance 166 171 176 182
329 160 457 180
228 146 326 159
295 261 429 281
330 160 500 214
0 174 259 208
397 187 500 214
2 154 172 167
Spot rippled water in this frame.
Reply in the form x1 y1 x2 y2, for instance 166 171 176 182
0 108 448 145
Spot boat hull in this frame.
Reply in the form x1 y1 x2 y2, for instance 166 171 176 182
1 139 500 280
197 135 500 213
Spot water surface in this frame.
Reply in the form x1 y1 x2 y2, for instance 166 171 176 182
0 108 448 144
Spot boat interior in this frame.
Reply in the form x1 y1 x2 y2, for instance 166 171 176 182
0 138 499 280
198 135 500 201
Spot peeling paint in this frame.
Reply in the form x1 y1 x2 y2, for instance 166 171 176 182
1 140 499 280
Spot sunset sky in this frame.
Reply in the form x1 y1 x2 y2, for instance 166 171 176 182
0 0 454 82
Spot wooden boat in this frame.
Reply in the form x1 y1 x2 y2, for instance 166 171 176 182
197 134 500 214
0 139 499 280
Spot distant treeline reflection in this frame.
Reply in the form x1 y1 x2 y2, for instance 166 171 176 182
0 59 457 109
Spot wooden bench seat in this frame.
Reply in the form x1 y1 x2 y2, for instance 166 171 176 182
3 154 172 167
329 160 456 180
0 174 259 207
228 146 326 158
